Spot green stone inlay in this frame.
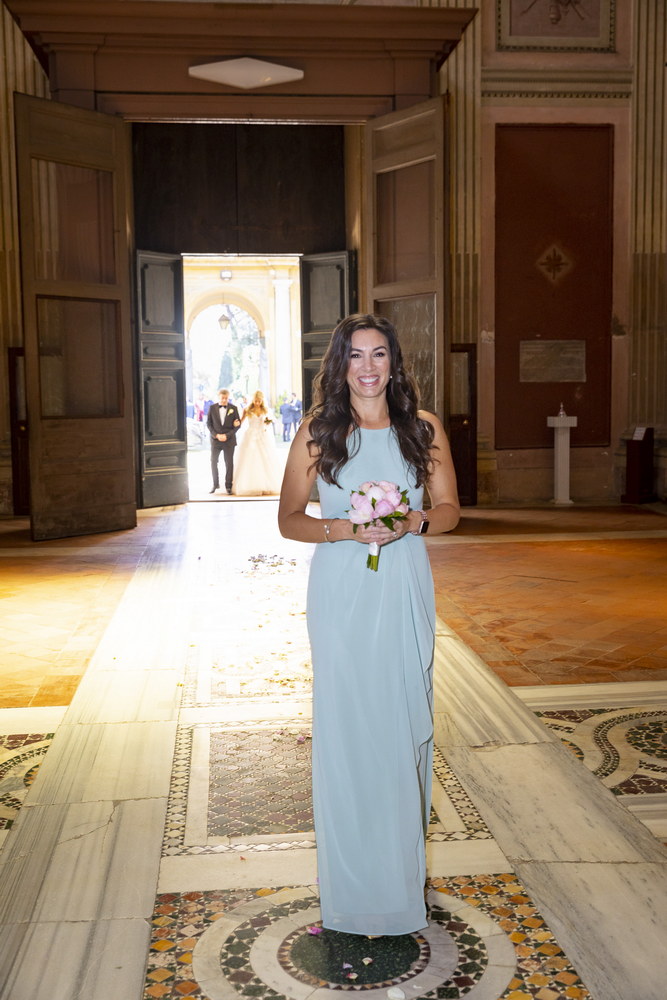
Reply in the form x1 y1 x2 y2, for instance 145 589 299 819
290 928 421 985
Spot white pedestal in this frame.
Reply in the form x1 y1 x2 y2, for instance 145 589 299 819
547 415 577 505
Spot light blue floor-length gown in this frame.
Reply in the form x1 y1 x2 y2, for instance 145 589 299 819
307 426 435 936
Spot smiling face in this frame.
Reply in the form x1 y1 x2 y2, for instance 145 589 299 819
345 327 392 403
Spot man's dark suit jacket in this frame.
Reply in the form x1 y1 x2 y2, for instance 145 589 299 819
207 402 241 441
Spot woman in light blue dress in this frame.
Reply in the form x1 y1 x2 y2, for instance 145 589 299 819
278 314 460 937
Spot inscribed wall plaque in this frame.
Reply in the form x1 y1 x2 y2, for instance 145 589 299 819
519 340 586 383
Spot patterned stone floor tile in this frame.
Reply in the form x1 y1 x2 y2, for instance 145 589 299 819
536 707 667 795
0 732 53 830
143 877 593 1000
161 724 491 858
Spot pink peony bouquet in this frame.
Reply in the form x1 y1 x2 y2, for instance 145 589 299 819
348 480 410 571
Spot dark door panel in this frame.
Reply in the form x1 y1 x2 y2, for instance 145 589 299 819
136 251 188 507
300 251 357 412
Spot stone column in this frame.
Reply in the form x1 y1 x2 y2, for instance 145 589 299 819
271 273 294 399
437 0 487 497
630 0 667 497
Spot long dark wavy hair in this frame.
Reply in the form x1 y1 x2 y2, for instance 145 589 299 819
307 313 436 486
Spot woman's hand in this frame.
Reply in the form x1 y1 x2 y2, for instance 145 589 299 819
352 518 410 547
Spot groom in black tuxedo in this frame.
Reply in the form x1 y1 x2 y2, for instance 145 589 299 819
206 389 241 494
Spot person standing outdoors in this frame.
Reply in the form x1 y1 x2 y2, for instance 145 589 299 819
280 397 293 442
207 389 241 494
289 392 302 438
278 313 460 937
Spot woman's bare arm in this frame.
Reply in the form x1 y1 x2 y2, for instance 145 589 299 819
409 411 460 534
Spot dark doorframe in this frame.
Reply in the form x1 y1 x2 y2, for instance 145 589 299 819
8 347 30 515
449 343 477 506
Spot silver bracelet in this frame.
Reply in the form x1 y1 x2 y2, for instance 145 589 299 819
323 518 337 542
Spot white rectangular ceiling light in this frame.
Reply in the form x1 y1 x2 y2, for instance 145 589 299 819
188 58 304 90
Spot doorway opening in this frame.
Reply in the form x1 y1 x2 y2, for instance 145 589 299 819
183 253 302 500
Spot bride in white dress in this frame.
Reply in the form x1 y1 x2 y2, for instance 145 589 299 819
233 390 283 496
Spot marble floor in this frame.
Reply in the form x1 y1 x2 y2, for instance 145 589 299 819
0 501 666 1000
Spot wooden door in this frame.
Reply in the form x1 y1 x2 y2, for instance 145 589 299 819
14 94 136 540
299 251 357 412
364 98 447 420
136 251 188 507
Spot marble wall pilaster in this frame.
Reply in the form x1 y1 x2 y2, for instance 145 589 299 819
629 0 667 498
436 0 489 498
0 2 48 514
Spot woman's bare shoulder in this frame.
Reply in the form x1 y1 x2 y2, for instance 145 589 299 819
417 409 444 430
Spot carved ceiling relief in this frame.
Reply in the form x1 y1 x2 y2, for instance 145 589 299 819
513 0 601 36
498 0 614 52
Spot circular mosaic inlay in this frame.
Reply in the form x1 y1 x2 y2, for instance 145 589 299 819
280 922 429 989
191 890 515 1000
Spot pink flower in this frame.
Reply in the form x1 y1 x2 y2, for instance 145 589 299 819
365 487 386 505
350 491 368 510
374 498 395 518
359 481 374 491
349 500 374 523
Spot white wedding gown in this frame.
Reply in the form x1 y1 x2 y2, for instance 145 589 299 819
233 413 283 496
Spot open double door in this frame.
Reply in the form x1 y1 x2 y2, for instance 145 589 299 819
15 93 449 540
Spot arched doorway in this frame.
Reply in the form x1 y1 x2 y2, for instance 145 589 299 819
183 255 302 499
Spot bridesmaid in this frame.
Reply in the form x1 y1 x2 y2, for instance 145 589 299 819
279 314 459 937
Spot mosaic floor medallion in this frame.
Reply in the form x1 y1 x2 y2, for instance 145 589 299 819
145 878 593 1000
281 924 428 988
190 889 507 1000
0 734 53 830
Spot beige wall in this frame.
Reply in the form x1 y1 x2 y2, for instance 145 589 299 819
0 1 48 514
439 0 666 503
